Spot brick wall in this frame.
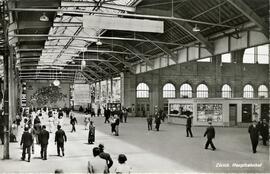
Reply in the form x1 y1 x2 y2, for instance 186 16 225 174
123 55 269 116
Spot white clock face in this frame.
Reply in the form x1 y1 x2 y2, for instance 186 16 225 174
53 80 60 86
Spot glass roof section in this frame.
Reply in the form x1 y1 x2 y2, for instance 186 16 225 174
38 0 138 69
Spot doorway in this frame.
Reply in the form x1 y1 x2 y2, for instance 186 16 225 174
136 102 150 117
229 104 237 126
242 104 252 123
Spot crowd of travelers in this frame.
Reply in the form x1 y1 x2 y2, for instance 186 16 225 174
0 103 268 173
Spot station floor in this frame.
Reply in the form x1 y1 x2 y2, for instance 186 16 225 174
0 113 269 173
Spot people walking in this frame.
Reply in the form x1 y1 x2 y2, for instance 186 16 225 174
28 124 35 154
114 115 120 136
115 154 132 174
55 125 67 157
70 115 78 132
104 109 110 124
110 115 116 135
97 107 101 117
48 115 54 133
11 121 18 142
33 115 41 144
20 127 33 162
123 108 128 123
147 115 153 131
39 125 50 160
248 120 259 153
88 147 108 174
57 115 64 128
84 113 90 130
119 109 123 123
15 114 21 127
88 121 95 144
154 107 161 131
186 114 193 137
259 118 269 146
98 144 114 171
204 121 216 151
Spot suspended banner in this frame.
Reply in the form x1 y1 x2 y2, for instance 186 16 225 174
83 15 164 33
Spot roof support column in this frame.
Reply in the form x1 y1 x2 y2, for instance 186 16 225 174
121 72 136 116
231 49 245 98
110 77 113 102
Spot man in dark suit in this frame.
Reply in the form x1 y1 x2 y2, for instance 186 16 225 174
98 144 113 171
104 108 110 123
204 121 216 151
39 125 50 160
259 119 269 146
70 116 77 132
154 107 161 131
55 125 67 157
20 127 33 162
248 120 259 153
186 113 193 137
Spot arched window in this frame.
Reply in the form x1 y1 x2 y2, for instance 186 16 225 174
163 83 175 98
243 84 254 98
258 85 268 98
136 83 149 98
180 83 192 98
197 84 208 98
222 84 232 98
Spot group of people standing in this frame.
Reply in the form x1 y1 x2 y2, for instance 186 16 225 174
88 144 131 174
104 107 128 124
20 124 67 162
146 106 163 131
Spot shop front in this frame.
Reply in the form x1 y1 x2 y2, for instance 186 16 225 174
168 98 269 127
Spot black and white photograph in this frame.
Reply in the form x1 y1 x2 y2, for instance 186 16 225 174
0 0 269 173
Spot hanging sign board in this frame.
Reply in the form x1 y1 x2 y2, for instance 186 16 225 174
83 15 164 33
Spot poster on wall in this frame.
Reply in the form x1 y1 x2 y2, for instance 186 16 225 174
169 104 193 116
197 104 222 122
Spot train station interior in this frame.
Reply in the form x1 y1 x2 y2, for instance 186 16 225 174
0 0 269 173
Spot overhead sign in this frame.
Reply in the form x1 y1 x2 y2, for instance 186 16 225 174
83 15 164 33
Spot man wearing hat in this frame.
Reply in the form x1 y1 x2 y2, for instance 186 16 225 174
204 121 216 151
248 120 259 153
98 144 114 171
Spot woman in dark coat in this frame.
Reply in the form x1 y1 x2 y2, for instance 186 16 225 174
88 121 95 144
248 120 259 153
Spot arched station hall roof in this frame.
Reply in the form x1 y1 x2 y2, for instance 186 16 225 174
0 0 269 83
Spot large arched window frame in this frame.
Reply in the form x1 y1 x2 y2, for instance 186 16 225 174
136 83 150 98
243 84 254 98
222 84 232 98
196 84 208 98
258 85 268 98
180 83 192 98
163 83 176 98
